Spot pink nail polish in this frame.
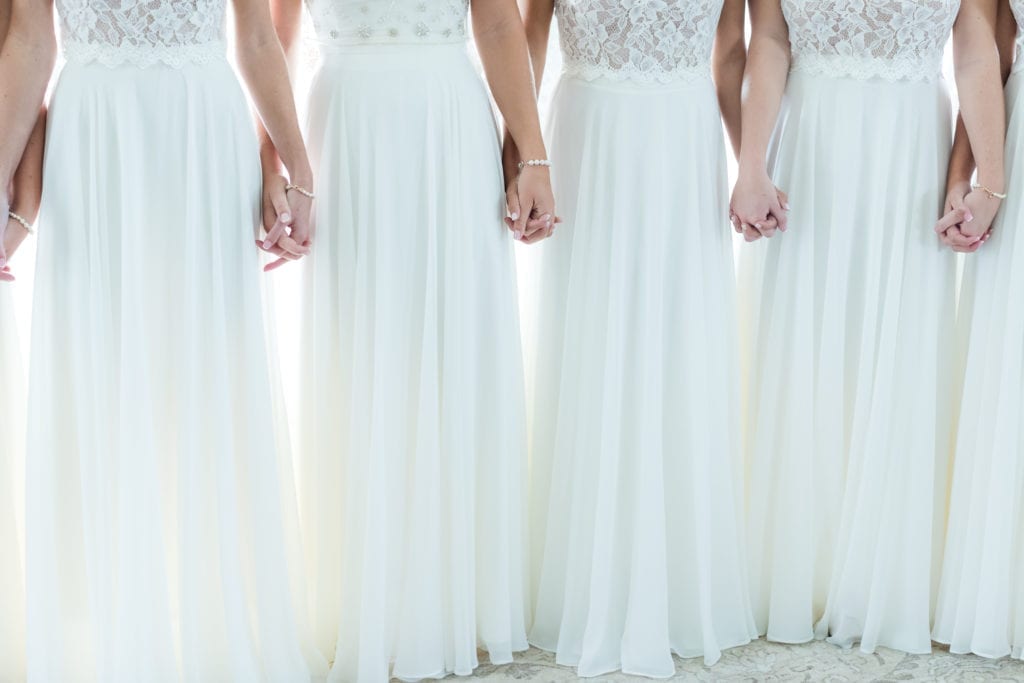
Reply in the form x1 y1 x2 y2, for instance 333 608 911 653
511 212 519 220
514 231 523 240
281 213 292 223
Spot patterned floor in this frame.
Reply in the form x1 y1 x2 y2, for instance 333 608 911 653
469 642 1024 682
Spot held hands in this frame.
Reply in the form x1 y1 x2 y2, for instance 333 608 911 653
504 163 561 245
730 170 790 242
935 181 998 253
258 172 314 272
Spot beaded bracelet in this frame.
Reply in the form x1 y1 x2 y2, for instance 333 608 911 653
518 159 552 170
7 210 34 234
285 183 315 199
972 183 1007 200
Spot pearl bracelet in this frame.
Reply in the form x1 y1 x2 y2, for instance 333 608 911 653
972 183 1007 200
7 210 34 234
518 159 552 170
285 183 315 199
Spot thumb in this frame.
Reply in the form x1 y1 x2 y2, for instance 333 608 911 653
272 186 293 227
507 189 523 239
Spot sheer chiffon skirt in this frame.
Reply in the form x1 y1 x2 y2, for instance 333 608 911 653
527 74 757 678
933 70 1024 661
26 59 322 682
297 44 529 683
739 73 955 652
0 289 25 682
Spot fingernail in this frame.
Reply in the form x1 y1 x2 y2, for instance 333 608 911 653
514 230 523 240
783 202 791 211
754 223 763 230
281 213 292 223
511 212 519 220
965 213 974 222
263 240 273 249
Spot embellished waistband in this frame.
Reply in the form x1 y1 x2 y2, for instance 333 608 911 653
560 59 711 85
790 53 944 83
62 41 226 69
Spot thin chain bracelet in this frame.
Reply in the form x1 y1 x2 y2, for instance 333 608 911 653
972 183 1007 200
285 183 315 199
7 210 34 234
518 159 552 171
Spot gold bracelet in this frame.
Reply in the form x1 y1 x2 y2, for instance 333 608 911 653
7 210 34 235
285 183 315 199
972 183 1007 200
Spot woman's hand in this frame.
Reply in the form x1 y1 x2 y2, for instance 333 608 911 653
935 182 998 253
731 171 788 242
257 172 313 272
505 165 559 245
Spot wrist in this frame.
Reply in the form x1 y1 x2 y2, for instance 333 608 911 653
974 172 1005 196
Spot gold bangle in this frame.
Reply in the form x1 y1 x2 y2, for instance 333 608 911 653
7 210 33 234
285 183 315 199
972 183 1007 200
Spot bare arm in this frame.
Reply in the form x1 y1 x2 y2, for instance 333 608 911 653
935 0 1006 251
0 0 54 276
714 0 747 159
730 0 790 240
232 0 313 269
474 0 556 244
954 0 1006 195
945 0 1017 196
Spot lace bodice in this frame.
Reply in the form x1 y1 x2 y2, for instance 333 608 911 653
555 0 723 83
1013 0 1024 73
56 0 226 67
306 0 469 45
782 0 960 81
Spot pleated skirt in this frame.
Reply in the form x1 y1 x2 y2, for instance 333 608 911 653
296 43 529 682
527 73 757 678
26 58 322 682
932 69 1024 661
0 287 25 682
739 72 956 652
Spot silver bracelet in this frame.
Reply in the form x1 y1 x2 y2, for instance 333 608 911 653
285 183 315 199
7 210 34 235
518 159 552 170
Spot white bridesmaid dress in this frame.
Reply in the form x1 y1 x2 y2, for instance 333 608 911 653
527 0 757 677
933 0 1024 660
296 1 528 680
27 2 322 680
740 0 959 653
0 287 25 682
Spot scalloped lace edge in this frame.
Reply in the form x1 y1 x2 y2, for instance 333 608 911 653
561 60 710 84
790 54 943 82
62 40 226 68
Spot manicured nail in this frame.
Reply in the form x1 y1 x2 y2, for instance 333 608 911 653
754 223 763 230
263 239 273 249
965 213 973 222
783 202 791 211
511 212 520 220
514 230 523 240
281 213 292 223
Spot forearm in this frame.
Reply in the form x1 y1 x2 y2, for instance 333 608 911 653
955 55 1006 189
474 5 547 160
946 115 975 192
10 106 45 221
737 35 789 175
714 39 746 159
237 36 311 184
0 15 56 186
502 0 554 177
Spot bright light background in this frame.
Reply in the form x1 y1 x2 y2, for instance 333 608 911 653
8 19 958 409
